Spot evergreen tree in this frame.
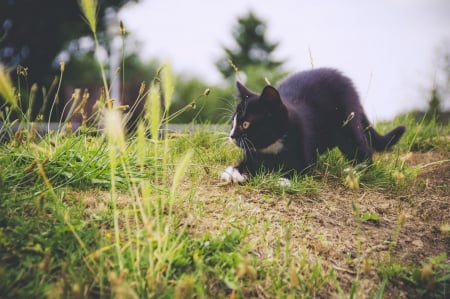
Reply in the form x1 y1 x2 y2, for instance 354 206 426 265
216 12 283 80
427 86 441 120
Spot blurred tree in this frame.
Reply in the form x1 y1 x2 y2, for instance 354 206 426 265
426 41 450 123
427 86 441 120
216 11 284 81
0 0 135 87
64 50 159 86
171 77 233 124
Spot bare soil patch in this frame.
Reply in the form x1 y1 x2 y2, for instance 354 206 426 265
185 150 449 297
78 150 449 297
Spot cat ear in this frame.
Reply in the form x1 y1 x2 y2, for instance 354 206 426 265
236 81 257 101
260 85 282 106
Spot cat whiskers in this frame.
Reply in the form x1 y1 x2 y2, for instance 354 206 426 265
217 96 238 122
244 137 256 152
238 136 256 160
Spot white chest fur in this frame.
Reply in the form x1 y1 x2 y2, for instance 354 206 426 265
257 139 284 154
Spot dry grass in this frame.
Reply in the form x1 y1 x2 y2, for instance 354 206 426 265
75 149 449 298
190 150 449 297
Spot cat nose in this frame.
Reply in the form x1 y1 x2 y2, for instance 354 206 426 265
229 133 238 144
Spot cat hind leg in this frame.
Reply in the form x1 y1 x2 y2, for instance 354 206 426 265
337 131 373 165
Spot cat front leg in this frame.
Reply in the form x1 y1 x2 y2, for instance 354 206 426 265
278 177 292 187
221 166 248 183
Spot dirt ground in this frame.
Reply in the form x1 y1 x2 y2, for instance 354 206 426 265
186 150 450 297
80 149 449 297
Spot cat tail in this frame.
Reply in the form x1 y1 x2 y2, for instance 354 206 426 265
363 117 406 151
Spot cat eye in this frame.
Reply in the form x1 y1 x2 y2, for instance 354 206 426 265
242 121 250 129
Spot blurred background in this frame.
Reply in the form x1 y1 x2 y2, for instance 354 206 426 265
1 0 449 125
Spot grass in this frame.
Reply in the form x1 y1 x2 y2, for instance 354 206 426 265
1 2 449 297
1 80 449 298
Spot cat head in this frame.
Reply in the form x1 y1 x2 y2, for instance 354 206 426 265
229 81 289 153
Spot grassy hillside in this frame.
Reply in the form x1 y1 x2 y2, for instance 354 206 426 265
1 3 448 294
1 108 449 298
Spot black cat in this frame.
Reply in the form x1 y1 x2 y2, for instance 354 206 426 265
221 68 406 183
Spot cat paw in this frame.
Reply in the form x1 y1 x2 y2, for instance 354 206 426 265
278 177 292 187
221 166 248 183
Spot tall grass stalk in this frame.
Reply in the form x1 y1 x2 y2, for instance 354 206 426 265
164 88 210 123
79 0 111 104
160 64 175 190
103 109 126 271
350 194 364 295
94 60 196 295
171 149 193 199
388 211 407 262
161 62 174 114
137 121 146 172
146 81 161 142
120 21 126 104
26 83 37 121
47 62 65 131
0 64 18 110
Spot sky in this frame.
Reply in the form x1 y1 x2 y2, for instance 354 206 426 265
119 0 450 121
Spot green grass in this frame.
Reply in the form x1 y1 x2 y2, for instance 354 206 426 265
1 96 448 298
2 58 450 297
2 63 450 298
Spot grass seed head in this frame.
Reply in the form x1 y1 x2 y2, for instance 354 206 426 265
289 266 299 288
439 223 450 236
66 121 73 134
30 83 38 94
103 109 126 152
344 168 360 191
420 263 435 289
236 257 257 281
161 62 175 112
398 211 407 226
79 0 98 34
16 65 28 77
137 122 146 169
119 20 126 36
393 170 406 185
171 150 193 198
0 64 17 109
174 275 194 299
145 81 161 141
138 81 146 97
